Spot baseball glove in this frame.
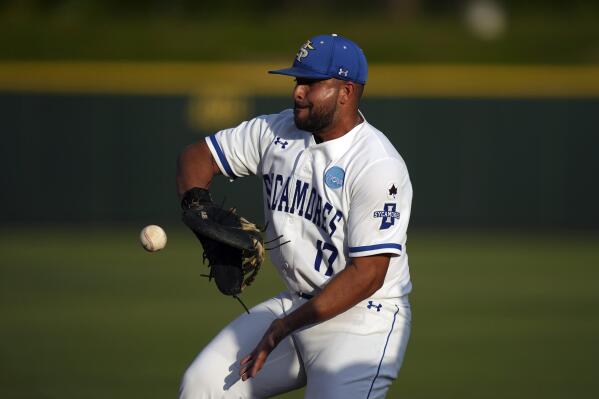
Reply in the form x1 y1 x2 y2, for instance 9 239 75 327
181 187 265 312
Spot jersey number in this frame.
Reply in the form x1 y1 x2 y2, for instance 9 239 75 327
314 240 338 277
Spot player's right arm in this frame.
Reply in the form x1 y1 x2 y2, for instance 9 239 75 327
177 141 222 196
178 114 278 199
177 112 275 196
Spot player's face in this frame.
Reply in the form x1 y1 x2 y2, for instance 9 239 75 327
293 78 341 133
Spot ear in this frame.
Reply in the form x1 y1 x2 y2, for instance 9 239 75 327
338 81 355 105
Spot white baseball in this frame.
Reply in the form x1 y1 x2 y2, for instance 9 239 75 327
140 225 167 252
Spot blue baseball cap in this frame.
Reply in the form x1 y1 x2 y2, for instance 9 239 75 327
269 34 368 84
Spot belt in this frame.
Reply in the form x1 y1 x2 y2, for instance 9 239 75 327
297 292 314 300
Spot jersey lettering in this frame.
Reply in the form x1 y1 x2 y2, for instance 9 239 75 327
304 188 317 221
277 177 291 212
270 174 284 210
322 202 333 232
262 173 273 205
264 173 344 238
312 195 322 227
290 180 309 216
329 210 343 237
314 239 338 277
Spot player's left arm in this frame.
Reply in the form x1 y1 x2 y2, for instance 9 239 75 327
241 155 412 380
240 253 390 381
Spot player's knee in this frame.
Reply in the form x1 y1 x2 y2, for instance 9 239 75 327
179 361 218 399
179 354 239 399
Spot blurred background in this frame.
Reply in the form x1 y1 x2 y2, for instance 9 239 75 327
1 1 598 398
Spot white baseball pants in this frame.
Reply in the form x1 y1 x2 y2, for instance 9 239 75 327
179 291 411 399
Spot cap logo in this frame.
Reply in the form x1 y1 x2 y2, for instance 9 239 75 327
338 67 349 77
296 40 315 62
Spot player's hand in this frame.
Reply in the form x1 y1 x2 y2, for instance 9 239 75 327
239 318 289 381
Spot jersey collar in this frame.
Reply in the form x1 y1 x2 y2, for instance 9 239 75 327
308 110 368 148
307 110 367 160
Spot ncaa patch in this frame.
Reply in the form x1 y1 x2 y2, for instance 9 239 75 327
325 166 345 189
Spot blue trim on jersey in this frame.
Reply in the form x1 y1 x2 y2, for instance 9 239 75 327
208 135 236 179
349 243 402 253
367 305 400 399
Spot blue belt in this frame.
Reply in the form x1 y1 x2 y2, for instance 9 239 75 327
297 292 314 300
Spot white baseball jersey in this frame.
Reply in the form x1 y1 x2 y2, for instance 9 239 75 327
205 109 412 300
182 109 413 398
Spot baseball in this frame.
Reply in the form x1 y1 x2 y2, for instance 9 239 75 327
140 225 167 252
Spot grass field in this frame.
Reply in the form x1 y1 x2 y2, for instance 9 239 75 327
1 12 598 64
1 227 598 398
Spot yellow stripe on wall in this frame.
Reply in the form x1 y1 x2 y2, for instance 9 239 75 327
1 62 599 97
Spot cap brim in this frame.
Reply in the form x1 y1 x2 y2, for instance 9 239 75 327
268 66 331 80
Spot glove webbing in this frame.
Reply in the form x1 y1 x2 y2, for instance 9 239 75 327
200 251 251 314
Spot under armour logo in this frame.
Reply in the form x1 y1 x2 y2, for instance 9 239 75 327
338 68 349 77
274 137 288 149
367 301 382 312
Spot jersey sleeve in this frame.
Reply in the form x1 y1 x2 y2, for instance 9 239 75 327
347 157 412 258
205 115 273 178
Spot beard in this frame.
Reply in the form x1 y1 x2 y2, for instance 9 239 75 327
293 102 336 133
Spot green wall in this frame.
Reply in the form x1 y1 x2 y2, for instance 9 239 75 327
2 93 597 228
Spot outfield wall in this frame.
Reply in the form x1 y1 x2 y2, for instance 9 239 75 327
1 63 598 228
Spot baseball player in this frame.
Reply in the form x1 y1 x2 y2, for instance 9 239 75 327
177 34 413 398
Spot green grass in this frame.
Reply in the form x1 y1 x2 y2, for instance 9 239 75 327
0 12 598 63
1 227 598 398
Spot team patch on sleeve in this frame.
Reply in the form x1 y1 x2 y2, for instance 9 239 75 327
373 203 400 230
387 182 398 200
